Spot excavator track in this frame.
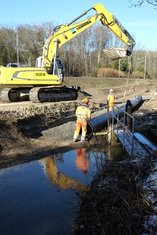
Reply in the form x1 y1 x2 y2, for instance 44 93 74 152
1 87 31 102
1 88 13 102
29 86 79 103
1 86 80 103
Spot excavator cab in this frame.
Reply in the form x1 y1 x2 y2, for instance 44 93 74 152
47 58 64 83
36 56 64 82
53 58 64 82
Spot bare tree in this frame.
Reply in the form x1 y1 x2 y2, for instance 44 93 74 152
0 27 16 65
0 23 156 78
129 0 157 7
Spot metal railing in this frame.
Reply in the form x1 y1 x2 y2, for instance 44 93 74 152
110 105 135 156
107 104 157 158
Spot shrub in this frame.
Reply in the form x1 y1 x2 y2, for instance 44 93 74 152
131 71 144 79
97 67 125 78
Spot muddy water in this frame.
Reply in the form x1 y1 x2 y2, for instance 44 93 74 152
0 146 126 235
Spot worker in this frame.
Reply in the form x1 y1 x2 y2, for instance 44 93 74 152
73 97 91 142
107 89 116 111
75 148 90 175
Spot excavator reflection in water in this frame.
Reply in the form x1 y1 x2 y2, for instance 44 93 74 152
40 149 90 192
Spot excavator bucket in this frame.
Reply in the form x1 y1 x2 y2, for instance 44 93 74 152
103 47 128 60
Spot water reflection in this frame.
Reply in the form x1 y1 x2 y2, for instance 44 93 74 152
75 148 90 175
41 155 88 191
0 148 107 235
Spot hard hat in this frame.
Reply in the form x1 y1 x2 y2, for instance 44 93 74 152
109 89 113 93
83 97 89 104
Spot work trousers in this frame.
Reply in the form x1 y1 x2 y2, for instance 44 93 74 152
109 103 114 111
73 119 87 141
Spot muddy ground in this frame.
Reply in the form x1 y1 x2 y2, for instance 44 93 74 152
0 78 156 168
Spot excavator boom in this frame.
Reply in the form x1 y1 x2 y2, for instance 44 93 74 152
0 3 135 103
44 3 135 72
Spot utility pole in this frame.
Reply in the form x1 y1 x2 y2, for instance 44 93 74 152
119 58 121 78
16 29 19 65
144 54 147 79
127 56 132 77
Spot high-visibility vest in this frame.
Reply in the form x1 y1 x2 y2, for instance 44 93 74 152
107 94 115 104
76 104 91 121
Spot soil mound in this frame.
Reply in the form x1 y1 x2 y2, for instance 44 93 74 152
0 120 29 151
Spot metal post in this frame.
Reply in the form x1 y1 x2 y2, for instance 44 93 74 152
16 30 19 65
144 55 147 79
111 108 115 141
119 58 121 78
122 109 125 149
117 108 119 138
131 117 135 157
127 56 131 78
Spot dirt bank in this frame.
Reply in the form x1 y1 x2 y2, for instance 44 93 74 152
0 77 155 168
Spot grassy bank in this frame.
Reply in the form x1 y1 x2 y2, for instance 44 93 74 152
64 77 152 90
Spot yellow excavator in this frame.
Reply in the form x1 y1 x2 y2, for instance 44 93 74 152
0 3 135 103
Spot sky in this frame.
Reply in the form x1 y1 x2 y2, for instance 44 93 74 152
0 0 157 51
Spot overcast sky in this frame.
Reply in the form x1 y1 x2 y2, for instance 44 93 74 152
0 0 157 51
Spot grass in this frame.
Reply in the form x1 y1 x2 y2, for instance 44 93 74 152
64 77 152 90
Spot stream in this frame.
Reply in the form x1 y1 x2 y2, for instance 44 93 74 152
0 146 116 235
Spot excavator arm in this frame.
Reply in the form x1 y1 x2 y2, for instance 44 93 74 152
0 3 135 103
43 3 135 73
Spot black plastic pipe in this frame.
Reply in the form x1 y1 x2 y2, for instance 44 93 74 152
86 95 142 140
